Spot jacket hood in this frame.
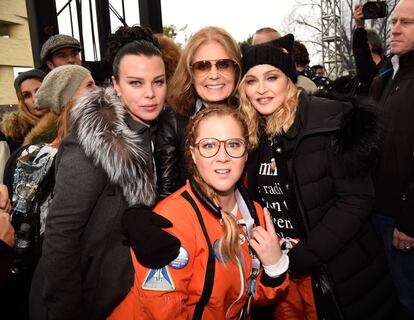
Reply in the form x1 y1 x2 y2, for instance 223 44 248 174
331 97 382 177
70 86 157 207
291 93 382 177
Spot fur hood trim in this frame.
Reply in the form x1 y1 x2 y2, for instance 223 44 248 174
23 112 58 145
1 111 26 139
331 98 382 177
71 86 157 207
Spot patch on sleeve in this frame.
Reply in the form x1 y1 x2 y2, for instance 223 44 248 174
142 267 176 291
169 246 189 269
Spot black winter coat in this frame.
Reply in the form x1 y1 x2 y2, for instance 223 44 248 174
247 93 397 319
154 106 191 199
370 50 414 237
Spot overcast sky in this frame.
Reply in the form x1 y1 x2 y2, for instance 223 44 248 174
54 0 322 64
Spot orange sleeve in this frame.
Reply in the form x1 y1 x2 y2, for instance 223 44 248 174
110 197 199 320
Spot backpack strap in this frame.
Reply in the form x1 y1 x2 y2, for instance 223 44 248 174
181 190 215 320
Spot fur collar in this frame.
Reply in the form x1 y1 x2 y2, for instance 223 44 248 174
70 86 157 207
331 97 382 177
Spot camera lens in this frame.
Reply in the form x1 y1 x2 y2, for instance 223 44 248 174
362 1 388 19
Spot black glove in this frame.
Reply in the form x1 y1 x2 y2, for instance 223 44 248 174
122 206 181 269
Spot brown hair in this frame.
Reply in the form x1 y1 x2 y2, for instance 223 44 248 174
185 104 249 262
167 26 241 117
238 76 301 148
154 33 182 84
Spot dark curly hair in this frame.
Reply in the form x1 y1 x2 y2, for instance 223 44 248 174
105 25 160 66
292 41 310 67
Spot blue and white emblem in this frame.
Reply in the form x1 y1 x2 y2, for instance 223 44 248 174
169 246 189 269
213 239 228 263
142 267 175 291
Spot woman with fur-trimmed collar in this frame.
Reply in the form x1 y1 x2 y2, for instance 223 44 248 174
239 43 399 319
30 41 179 320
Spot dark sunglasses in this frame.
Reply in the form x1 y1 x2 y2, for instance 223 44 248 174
190 59 238 77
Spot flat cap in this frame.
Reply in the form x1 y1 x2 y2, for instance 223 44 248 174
40 34 81 62
14 69 46 91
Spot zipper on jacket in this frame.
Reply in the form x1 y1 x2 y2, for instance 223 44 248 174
225 255 245 318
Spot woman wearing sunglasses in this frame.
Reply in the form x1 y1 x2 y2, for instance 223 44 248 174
238 43 398 319
155 26 241 199
109 105 289 320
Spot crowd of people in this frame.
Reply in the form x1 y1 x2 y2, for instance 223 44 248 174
0 0 413 319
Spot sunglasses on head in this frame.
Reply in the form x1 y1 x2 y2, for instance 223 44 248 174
190 59 238 77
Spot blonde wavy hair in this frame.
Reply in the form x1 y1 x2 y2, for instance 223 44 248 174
167 26 241 117
238 76 301 148
185 104 249 263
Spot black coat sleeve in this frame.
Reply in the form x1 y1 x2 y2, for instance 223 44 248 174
40 137 107 320
154 107 186 199
352 28 379 87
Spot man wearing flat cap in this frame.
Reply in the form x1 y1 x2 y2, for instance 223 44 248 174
40 34 82 71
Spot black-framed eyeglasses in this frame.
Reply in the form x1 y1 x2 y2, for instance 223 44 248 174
194 138 247 158
190 59 238 77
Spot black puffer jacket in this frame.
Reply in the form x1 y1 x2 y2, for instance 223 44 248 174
247 92 398 319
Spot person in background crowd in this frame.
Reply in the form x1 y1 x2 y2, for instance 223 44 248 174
370 0 414 316
252 27 281 45
350 3 387 95
30 40 180 320
239 42 398 319
1 69 47 153
311 65 332 95
311 64 325 77
109 105 289 320
155 26 241 198
40 34 82 72
292 40 318 94
0 65 94 320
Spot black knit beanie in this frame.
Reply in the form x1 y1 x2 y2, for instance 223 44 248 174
242 44 297 83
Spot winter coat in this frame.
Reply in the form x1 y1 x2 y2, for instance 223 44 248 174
247 92 398 319
370 50 414 237
109 180 288 320
154 106 189 198
29 87 157 320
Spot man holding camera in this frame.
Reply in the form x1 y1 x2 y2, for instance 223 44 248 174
370 0 414 316
352 3 386 95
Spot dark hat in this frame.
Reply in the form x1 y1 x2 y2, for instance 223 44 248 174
14 69 46 91
242 44 297 83
267 33 295 53
40 34 81 63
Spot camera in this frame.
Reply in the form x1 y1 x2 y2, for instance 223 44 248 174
362 1 388 19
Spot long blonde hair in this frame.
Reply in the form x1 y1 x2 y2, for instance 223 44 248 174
185 105 249 263
168 26 241 117
238 77 301 148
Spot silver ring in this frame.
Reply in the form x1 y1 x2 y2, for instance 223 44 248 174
405 246 410 250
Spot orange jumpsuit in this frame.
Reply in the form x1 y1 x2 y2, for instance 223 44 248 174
109 182 288 320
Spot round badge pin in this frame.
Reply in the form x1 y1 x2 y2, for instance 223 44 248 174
169 246 189 269
213 239 228 263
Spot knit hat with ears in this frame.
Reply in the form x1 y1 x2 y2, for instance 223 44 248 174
241 44 298 83
267 33 295 53
35 64 90 114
